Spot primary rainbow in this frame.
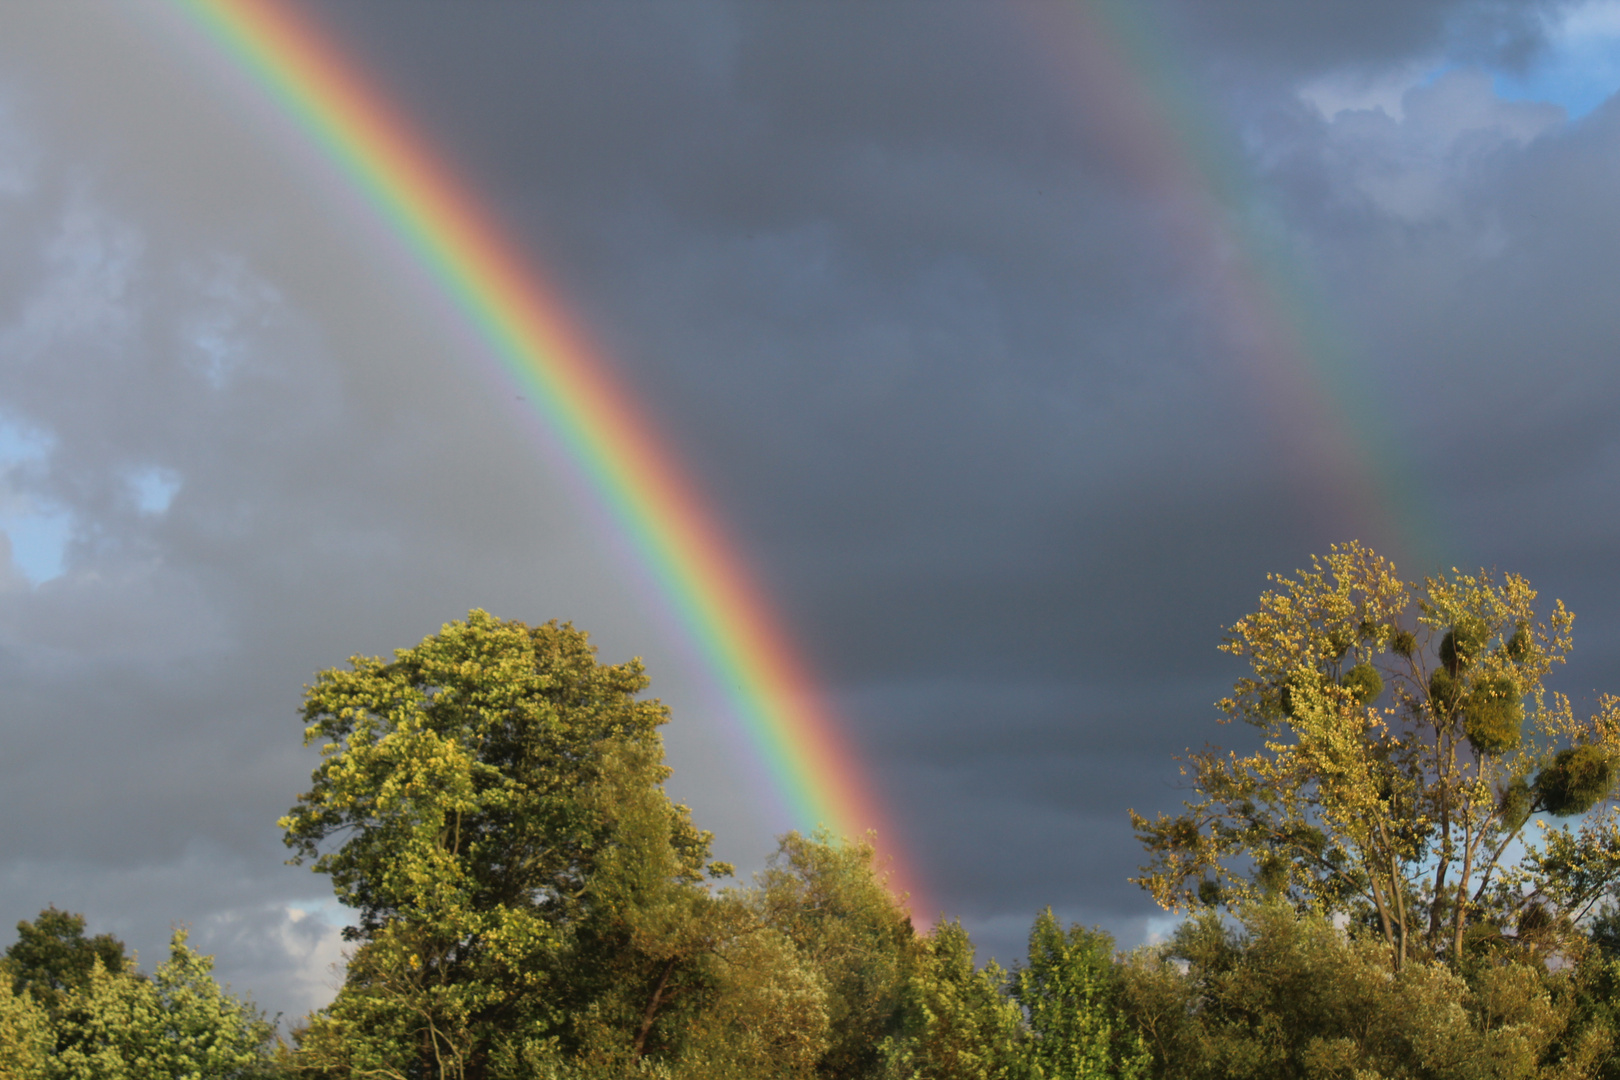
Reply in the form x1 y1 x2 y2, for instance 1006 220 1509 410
171 0 922 908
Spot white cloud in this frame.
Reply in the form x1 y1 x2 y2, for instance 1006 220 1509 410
1558 0 1620 41
1298 1 1620 126
5 190 143 360
182 256 284 391
1296 68 1563 224
1298 57 1441 121
194 900 350 1024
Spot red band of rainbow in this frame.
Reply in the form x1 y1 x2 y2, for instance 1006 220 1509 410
172 0 923 911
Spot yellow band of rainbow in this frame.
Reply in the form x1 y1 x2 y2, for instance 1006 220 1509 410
173 0 922 911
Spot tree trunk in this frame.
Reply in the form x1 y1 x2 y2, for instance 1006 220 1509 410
633 958 678 1058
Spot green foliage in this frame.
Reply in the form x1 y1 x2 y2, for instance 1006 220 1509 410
1120 903 1609 1080
1130 543 1620 968
1011 910 1148 1080
45 929 276 1080
1537 745 1615 818
1340 662 1383 706
282 610 721 927
0 911 281 1078
1392 628 1418 658
284 611 732 1078
0 978 49 1079
659 916 830 1080
755 830 915 1080
1559 950 1620 1080
1465 675 1525 756
1441 616 1491 674
880 920 1026 1080
1501 779 1534 833
1429 665 1459 709
4 907 129 1020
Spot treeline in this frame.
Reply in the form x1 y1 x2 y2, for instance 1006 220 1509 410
8 544 1620 1079
12 876 1620 1078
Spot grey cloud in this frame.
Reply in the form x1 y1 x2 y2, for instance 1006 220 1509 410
3 0 1620 1020
1158 0 1572 78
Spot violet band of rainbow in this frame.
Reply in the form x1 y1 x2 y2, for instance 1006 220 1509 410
175 0 923 912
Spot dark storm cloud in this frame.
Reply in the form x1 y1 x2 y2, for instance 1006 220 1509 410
3 0 1620 1005
0 4 740 1017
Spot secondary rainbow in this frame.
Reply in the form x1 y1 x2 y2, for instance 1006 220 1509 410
1012 0 1435 569
171 0 922 907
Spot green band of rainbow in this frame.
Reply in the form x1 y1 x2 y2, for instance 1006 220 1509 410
174 0 921 908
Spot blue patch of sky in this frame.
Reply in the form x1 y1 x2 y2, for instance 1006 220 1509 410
0 421 69 584
5 513 71 584
128 466 181 515
1492 2 1620 118
1401 3 1620 120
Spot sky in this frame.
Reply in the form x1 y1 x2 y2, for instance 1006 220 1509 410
3 0 1620 1022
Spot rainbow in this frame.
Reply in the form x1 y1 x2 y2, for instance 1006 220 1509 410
1013 0 1435 571
168 0 922 908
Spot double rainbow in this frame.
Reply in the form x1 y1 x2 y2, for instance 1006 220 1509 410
172 0 921 907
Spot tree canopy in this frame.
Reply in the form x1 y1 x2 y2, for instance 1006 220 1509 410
0 914 276 1080
1131 542 1620 966
4 907 129 1020
27 569 1620 1078
282 610 735 1077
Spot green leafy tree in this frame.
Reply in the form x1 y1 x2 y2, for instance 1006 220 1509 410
510 743 775 1077
48 928 277 1080
657 916 831 1080
1011 910 1147 1080
881 918 1026 1080
755 830 915 1080
283 611 731 1079
1120 902 1611 1080
4 907 129 1020
0 978 49 1079
1131 543 1620 967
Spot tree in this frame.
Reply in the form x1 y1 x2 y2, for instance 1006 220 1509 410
47 929 278 1080
507 741 779 1077
1011 910 1148 1080
753 830 915 1080
4 907 129 1020
282 611 731 1078
880 919 1026 1080
1118 902 1609 1080
1131 543 1620 967
0 979 49 1079
658 915 831 1080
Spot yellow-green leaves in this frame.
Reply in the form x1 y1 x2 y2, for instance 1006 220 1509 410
1013 911 1148 1080
753 831 915 1080
1133 543 1620 969
1120 903 1599 1080
0 980 48 1080
284 611 733 1078
1464 675 1525 756
881 919 1025 1080
1341 662 1384 706
44 930 275 1080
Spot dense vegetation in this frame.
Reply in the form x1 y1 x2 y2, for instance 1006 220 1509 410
7 545 1620 1078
